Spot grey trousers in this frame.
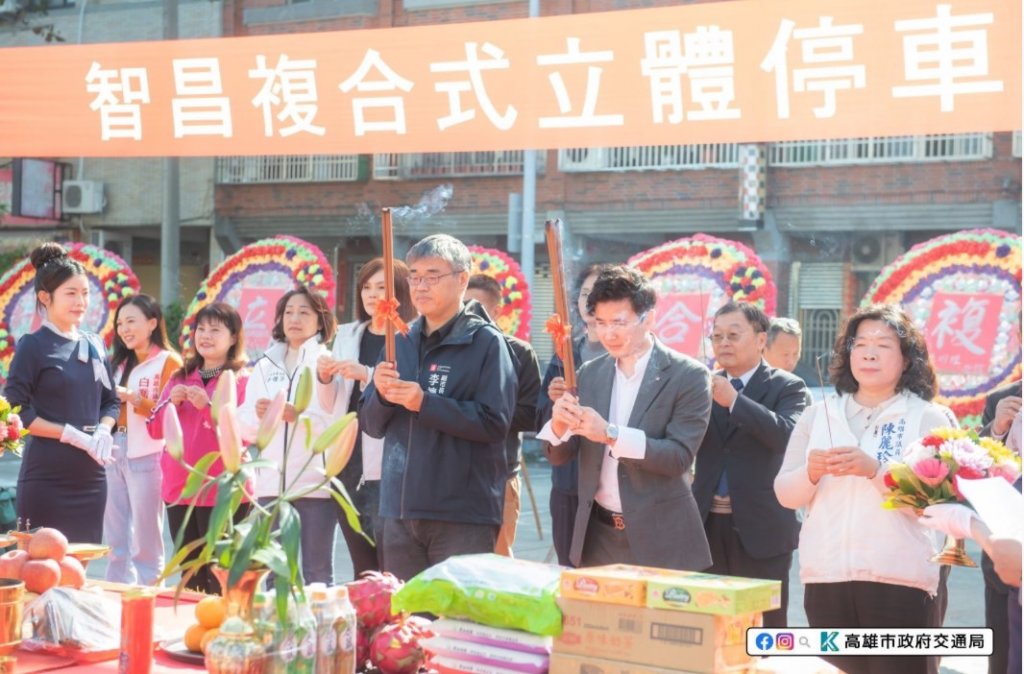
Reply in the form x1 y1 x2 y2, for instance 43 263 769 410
382 518 498 581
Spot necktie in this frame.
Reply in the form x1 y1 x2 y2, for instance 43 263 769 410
715 378 745 497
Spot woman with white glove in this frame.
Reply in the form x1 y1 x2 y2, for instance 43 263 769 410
5 243 121 544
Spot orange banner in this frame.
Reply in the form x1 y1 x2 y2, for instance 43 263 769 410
0 0 1019 157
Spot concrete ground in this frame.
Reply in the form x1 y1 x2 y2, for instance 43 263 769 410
0 451 994 673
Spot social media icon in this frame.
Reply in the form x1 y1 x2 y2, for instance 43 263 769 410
755 633 775 651
776 633 795 650
821 631 839 652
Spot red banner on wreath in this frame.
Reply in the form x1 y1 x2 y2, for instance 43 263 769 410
239 287 284 356
924 291 1003 375
653 293 709 358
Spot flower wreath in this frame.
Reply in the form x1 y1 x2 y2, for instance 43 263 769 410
629 233 777 311
467 246 532 341
0 242 139 384
181 236 335 360
861 228 1022 429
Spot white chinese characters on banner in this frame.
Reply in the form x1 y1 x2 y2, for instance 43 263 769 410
641 26 741 124
85 62 150 141
430 42 517 131
537 38 624 128
250 54 325 137
338 49 414 136
892 4 1003 112
172 58 233 138
761 17 866 119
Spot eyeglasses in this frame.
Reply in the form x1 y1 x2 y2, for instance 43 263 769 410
594 312 648 334
408 271 459 287
709 330 760 345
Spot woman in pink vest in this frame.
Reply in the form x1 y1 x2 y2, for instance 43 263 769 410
148 303 248 593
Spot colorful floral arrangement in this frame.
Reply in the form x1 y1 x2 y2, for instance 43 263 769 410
0 396 27 457
628 234 777 315
180 236 335 360
467 246 531 340
0 242 139 385
883 426 1021 511
861 229 1021 429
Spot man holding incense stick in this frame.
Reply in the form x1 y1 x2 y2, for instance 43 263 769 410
538 265 713 571
361 234 517 580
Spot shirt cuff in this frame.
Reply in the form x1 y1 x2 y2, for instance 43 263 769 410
537 420 573 446
610 426 647 460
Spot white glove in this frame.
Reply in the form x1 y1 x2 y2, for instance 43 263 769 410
60 424 114 466
91 426 115 466
920 503 978 540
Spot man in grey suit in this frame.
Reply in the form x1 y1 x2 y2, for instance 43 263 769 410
538 265 712 571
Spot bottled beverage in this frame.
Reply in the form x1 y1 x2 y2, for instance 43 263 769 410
332 586 357 674
309 584 338 673
292 593 318 674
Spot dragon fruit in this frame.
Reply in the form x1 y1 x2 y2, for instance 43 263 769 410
357 626 371 672
369 616 434 674
346 570 404 631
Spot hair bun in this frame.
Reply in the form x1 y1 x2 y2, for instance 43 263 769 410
30 242 69 270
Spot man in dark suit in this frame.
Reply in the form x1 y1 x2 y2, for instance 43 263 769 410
692 301 809 628
539 265 712 571
979 377 1021 674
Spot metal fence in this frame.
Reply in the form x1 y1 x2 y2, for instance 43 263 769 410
770 133 992 166
216 155 362 184
558 144 740 172
372 151 539 179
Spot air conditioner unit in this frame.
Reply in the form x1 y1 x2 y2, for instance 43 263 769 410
0 0 24 16
559 148 606 172
63 180 106 214
851 233 903 268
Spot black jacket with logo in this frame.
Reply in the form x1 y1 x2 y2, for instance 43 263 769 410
360 302 517 526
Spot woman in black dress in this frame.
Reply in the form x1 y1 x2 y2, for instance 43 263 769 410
5 243 120 544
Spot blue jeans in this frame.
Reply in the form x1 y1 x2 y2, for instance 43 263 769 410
102 435 165 585
260 497 337 585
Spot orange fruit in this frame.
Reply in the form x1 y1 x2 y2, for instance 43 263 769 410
183 624 207 653
195 596 227 629
200 628 221 654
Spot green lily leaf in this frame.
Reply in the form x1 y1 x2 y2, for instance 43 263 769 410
278 501 303 587
227 519 262 588
328 477 373 545
180 452 222 501
205 474 236 551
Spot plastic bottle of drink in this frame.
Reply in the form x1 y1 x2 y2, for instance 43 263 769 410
332 586 357 674
292 592 318 674
309 583 338 673
252 592 282 674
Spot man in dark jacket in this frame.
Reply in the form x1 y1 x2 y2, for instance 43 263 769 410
361 234 517 581
465 274 541 557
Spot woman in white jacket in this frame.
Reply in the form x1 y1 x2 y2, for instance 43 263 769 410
317 257 416 576
238 286 338 584
774 305 957 674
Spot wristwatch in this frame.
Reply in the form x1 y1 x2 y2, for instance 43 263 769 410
605 423 620 445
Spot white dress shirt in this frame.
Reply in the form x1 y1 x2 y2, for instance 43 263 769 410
538 342 653 513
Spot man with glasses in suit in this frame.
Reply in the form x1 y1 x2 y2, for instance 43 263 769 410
692 302 809 628
538 265 712 570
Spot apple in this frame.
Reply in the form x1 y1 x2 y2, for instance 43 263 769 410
0 550 28 580
21 559 60 594
27 528 68 562
57 556 86 589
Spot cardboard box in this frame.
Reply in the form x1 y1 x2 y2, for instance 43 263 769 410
549 652 700 674
646 572 781 617
554 598 758 673
560 564 781 617
560 564 689 608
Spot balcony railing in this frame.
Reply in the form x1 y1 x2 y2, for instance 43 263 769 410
216 155 364 184
558 144 740 172
372 151 539 179
769 133 992 166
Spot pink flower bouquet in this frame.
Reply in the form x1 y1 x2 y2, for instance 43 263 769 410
883 427 1020 510
0 396 27 457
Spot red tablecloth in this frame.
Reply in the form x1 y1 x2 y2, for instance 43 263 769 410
16 584 205 673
